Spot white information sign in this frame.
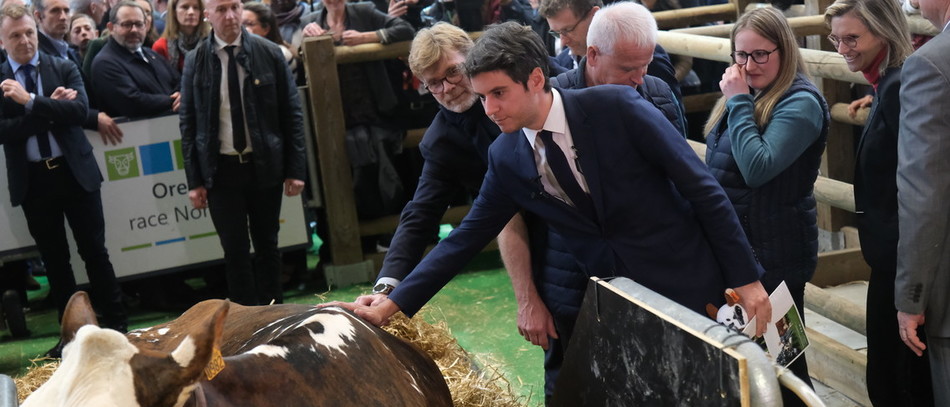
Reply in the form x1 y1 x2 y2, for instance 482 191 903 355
0 115 308 282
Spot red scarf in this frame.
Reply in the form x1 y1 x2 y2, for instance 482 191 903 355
861 47 889 91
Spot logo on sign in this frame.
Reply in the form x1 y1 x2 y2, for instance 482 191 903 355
106 148 139 180
105 142 184 181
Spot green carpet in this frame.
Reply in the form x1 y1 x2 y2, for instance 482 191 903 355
0 251 544 405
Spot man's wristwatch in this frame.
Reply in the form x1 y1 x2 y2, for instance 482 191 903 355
372 283 395 295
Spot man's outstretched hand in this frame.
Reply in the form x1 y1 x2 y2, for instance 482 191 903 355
322 298 401 327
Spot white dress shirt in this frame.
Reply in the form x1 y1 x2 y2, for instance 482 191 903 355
214 32 252 155
522 89 589 205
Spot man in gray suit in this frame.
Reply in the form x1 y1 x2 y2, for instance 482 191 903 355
896 0 950 402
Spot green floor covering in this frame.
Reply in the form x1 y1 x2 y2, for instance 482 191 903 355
0 252 544 405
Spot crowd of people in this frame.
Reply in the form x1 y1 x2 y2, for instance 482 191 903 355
1 0 948 405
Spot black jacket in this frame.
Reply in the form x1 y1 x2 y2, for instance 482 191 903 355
377 102 499 282
179 30 306 189
0 53 99 206
92 37 181 119
854 67 901 271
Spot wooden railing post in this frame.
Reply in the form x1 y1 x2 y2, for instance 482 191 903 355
302 36 374 284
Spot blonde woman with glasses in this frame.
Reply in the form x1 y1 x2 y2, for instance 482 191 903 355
704 7 830 406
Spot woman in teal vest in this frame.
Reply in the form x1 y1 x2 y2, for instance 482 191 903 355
704 8 830 407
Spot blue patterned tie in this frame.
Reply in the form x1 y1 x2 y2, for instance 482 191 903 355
538 130 593 217
20 64 52 158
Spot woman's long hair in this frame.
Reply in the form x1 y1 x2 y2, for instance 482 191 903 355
704 7 807 136
824 0 912 77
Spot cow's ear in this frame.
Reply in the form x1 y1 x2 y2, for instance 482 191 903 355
61 291 100 345
176 300 230 382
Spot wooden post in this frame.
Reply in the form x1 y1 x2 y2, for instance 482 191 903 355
301 36 364 266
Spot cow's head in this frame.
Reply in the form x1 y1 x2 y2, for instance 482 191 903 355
23 292 229 407
108 153 135 176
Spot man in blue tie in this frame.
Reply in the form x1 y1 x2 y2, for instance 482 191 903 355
0 3 127 347
334 22 772 340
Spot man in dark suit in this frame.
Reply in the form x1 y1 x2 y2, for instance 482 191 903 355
180 0 305 306
91 1 179 118
33 0 123 145
896 0 950 402
0 4 127 337
35 0 83 66
336 22 771 338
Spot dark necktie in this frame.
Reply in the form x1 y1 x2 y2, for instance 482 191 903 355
136 49 149 63
538 130 593 217
20 64 53 158
224 46 247 154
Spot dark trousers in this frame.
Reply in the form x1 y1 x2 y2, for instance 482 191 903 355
21 161 126 329
867 266 934 406
543 313 576 406
207 157 283 306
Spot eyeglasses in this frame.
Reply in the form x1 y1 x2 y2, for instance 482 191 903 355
731 47 779 65
548 7 592 39
827 34 860 50
422 64 464 94
118 21 145 30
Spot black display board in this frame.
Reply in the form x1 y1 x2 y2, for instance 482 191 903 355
551 278 749 406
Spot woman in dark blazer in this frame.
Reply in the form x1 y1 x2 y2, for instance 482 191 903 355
826 1 933 405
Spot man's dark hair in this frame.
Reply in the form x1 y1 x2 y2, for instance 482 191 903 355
538 0 602 20
463 22 550 92
110 0 144 23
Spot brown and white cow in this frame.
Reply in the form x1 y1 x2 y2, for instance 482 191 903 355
23 292 453 407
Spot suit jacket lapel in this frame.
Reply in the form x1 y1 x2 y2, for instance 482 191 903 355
562 90 604 223
512 130 541 184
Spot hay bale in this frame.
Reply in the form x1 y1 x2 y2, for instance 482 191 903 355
384 312 530 407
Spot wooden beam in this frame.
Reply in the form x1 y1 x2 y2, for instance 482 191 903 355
830 103 868 126
657 31 868 85
653 3 737 30
804 282 866 335
814 176 856 213
302 36 364 265
672 15 827 38
334 40 412 64
804 328 870 406
812 248 871 287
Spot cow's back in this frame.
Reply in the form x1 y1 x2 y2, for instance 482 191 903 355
129 301 452 407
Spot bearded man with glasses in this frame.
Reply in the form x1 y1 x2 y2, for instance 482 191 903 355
90 0 179 118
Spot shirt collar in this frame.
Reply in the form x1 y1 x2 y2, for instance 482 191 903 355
523 88 568 149
45 32 70 57
8 53 41 74
213 30 243 51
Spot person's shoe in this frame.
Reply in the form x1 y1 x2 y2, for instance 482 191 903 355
44 340 64 359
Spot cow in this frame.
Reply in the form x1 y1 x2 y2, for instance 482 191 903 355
23 292 453 407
